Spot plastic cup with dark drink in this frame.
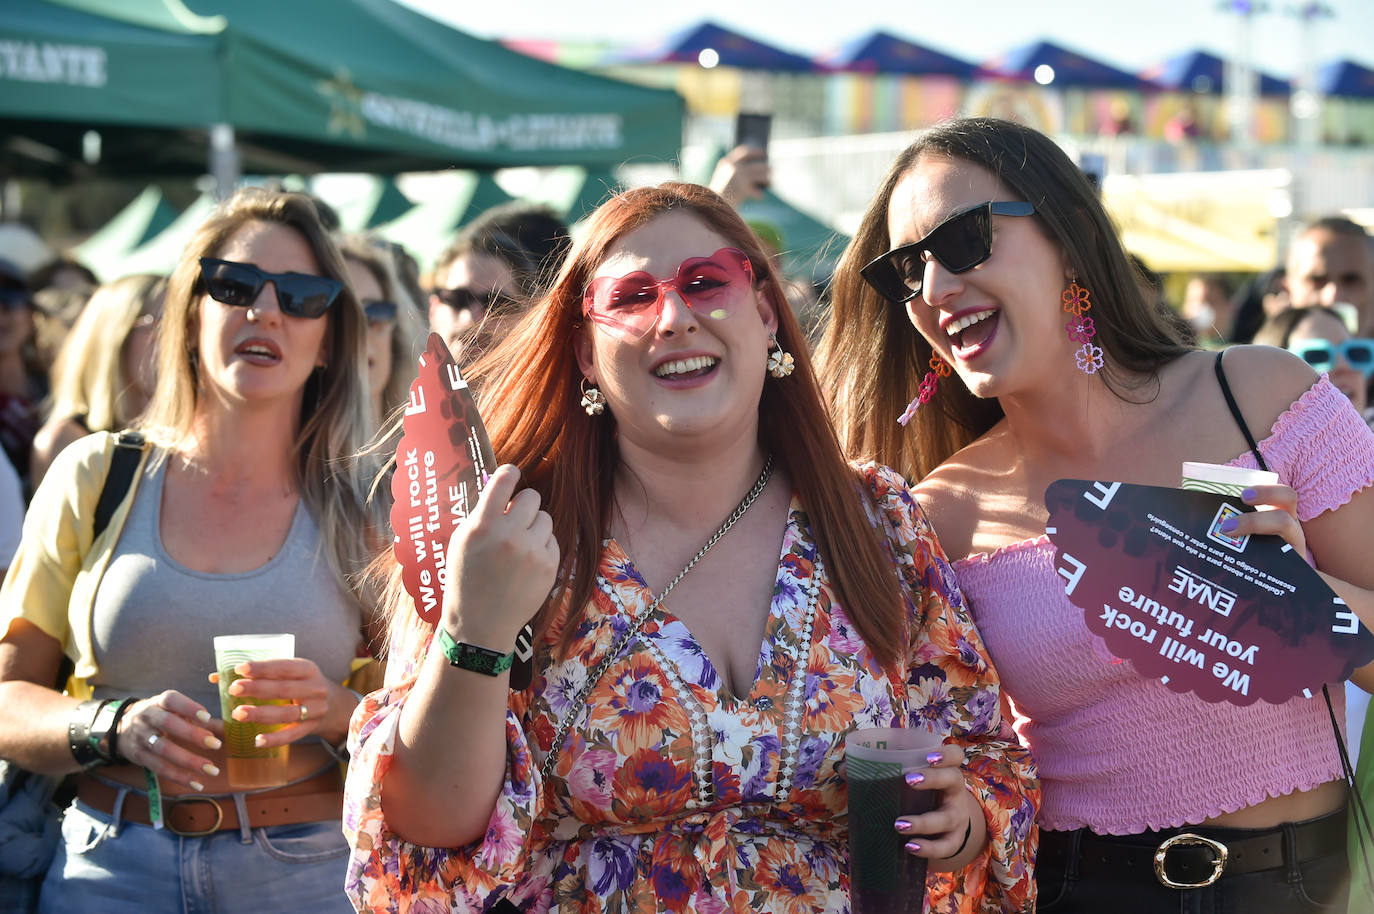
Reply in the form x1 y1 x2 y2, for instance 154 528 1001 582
845 726 944 914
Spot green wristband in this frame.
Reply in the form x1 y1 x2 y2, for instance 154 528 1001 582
437 628 514 677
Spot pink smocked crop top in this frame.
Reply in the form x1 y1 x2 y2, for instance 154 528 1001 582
954 377 1374 835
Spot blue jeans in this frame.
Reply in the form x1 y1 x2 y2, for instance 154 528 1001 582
37 800 353 914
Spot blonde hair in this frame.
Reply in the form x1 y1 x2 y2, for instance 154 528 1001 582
46 273 165 431
138 187 383 599
338 235 427 423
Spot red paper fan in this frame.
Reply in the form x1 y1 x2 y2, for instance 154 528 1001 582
389 333 497 624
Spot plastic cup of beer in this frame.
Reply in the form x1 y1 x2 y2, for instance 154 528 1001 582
213 633 295 789
1180 462 1278 497
845 727 945 914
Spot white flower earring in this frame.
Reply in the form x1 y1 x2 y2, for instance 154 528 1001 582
767 333 794 379
580 378 607 416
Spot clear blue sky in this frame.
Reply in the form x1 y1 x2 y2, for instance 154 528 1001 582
399 0 1374 79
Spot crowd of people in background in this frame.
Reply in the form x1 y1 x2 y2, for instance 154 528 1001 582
0 120 1371 913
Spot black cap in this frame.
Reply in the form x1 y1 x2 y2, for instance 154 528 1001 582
0 259 27 288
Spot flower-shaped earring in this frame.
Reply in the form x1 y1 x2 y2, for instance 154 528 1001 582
767 333 794 378
1062 277 1103 374
580 378 607 416
898 353 951 426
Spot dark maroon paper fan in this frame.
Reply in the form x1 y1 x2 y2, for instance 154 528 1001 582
1044 479 1374 706
389 334 497 624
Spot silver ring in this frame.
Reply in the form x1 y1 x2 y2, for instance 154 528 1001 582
299 704 308 722
146 732 161 750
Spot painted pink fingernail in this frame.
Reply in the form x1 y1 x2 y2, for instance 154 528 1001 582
894 820 915 834
925 752 943 766
904 841 921 854
905 771 925 787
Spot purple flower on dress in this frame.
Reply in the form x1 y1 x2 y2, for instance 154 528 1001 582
589 837 637 895
625 678 662 714
742 733 782 799
792 735 829 788
911 677 957 732
965 687 998 733
668 631 718 689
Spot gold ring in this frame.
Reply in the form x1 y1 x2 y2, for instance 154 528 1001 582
299 704 308 722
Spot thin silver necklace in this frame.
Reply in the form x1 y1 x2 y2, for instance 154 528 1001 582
539 454 775 782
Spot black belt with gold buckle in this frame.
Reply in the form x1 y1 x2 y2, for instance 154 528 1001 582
1153 833 1229 888
1038 809 1348 891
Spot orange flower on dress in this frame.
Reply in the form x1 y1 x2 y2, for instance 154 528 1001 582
588 652 691 756
754 838 819 914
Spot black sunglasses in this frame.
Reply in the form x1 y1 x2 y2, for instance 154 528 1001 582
364 300 399 324
861 201 1036 304
432 286 521 318
198 258 341 319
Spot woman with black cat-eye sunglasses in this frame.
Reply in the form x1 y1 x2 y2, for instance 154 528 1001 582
820 116 1374 913
0 187 384 913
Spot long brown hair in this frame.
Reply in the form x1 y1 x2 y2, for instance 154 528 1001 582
817 117 1193 481
381 182 906 668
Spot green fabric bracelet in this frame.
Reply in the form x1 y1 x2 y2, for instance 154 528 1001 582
437 628 514 676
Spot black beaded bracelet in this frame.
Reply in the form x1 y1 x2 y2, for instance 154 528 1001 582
103 697 139 763
67 699 112 768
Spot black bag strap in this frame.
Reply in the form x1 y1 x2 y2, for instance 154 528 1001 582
1216 351 1374 895
1213 351 1269 472
92 430 146 541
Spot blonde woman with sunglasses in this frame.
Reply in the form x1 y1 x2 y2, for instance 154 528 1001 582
0 188 383 913
819 117 1374 912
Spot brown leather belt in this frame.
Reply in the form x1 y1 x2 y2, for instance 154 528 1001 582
77 768 344 837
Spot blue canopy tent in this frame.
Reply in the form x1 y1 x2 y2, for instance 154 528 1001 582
818 31 976 78
1141 49 1289 96
1317 59 1374 99
979 40 1159 90
606 21 818 72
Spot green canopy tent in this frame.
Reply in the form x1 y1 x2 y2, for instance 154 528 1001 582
114 191 216 276
312 175 415 234
528 166 622 225
736 189 850 282
373 172 514 274
70 184 180 280
0 0 684 186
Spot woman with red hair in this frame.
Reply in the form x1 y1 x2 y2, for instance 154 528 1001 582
343 183 1037 913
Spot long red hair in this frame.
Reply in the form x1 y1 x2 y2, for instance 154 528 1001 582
386 182 906 669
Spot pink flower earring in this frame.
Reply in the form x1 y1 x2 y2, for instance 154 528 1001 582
898 353 952 426
1063 277 1103 374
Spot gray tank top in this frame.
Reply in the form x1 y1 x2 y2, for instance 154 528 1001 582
90 457 362 716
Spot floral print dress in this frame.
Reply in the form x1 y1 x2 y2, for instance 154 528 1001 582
343 465 1038 913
